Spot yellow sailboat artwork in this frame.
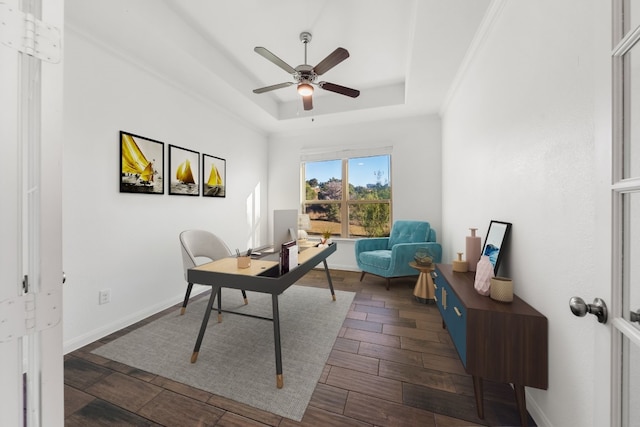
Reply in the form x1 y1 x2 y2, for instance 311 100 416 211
207 164 223 186
204 160 225 197
176 159 195 184
120 132 163 194
121 133 154 184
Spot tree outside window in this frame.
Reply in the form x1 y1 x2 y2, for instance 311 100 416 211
303 155 391 238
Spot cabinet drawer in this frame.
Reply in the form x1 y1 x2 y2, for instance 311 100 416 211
433 269 467 366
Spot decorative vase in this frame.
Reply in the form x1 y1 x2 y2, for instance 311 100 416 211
474 255 494 296
466 228 481 272
452 252 468 272
490 277 513 302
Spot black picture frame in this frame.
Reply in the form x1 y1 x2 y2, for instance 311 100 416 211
119 131 164 194
482 220 512 274
202 153 226 197
168 145 200 196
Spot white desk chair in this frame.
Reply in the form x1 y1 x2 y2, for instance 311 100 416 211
179 230 248 315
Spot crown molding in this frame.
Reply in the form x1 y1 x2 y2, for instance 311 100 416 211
439 0 508 117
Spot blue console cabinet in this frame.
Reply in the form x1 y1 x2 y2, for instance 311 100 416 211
432 264 548 427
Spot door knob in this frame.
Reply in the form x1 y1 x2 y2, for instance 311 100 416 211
569 297 608 324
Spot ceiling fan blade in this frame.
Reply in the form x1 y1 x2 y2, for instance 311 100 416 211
253 82 294 94
302 95 313 111
318 81 360 98
313 48 350 75
254 47 296 74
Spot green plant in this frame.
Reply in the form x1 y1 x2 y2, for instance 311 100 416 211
361 203 390 237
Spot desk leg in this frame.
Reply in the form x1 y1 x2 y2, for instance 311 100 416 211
272 294 283 388
217 287 222 323
191 286 219 363
323 259 336 301
472 375 485 419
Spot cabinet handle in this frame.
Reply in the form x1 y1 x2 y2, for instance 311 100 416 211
454 306 462 317
442 288 447 310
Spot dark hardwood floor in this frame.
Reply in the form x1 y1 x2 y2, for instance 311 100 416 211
64 269 535 426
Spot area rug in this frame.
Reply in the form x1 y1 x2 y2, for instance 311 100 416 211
92 285 355 421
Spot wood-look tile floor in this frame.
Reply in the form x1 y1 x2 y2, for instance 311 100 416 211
64 269 536 426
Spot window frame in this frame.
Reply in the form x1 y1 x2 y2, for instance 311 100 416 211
301 151 392 238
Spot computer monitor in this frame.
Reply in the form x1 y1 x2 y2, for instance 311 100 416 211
273 209 298 253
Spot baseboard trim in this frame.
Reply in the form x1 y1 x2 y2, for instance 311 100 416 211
526 390 552 427
63 286 209 354
64 267 360 354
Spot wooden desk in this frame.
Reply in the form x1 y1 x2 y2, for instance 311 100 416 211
188 243 337 388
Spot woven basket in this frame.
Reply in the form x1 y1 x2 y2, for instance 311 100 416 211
490 277 513 302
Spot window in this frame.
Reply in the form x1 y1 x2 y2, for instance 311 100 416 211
302 154 391 238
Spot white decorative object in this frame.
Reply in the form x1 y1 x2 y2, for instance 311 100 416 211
297 214 310 242
474 255 494 296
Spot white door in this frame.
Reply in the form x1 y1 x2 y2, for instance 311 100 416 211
611 1 640 426
0 0 64 425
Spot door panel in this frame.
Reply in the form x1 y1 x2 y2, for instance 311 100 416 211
613 1 640 426
623 192 640 329
0 1 27 424
622 336 640 426
0 0 64 425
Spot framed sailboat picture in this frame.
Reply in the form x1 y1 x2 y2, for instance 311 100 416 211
202 153 226 198
120 131 164 194
168 145 200 196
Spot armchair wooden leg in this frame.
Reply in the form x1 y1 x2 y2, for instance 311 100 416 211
386 278 391 290
241 290 248 305
359 271 366 282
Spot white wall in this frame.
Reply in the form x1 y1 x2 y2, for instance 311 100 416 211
62 30 269 352
441 1 610 426
267 115 442 270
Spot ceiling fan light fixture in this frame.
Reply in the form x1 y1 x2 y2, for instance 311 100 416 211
297 83 314 96
253 33 358 111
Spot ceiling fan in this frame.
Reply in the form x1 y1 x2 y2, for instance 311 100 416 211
253 32 360 111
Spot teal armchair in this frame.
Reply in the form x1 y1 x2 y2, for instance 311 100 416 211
355 220 442 290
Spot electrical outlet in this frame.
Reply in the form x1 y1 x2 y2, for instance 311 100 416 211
99 289 111 305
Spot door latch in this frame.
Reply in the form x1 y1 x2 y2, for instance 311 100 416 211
569 296 608 324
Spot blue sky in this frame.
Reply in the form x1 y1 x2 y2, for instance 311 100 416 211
305 155 390 187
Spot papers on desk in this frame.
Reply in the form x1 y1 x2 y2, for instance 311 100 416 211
280 240 298 274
